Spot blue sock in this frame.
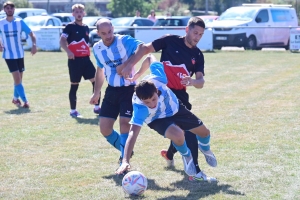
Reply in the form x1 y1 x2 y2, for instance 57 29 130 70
104 130 121 151
15 83 27 103
120 133 129 158
197 135 210 151
14 86 19 99
172 141 191 157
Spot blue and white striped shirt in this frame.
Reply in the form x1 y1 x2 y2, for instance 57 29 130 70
0 17 31 59
93 34 143 87
130 62 179 126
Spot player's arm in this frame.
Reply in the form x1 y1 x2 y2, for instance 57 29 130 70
190 71 205 88
60 36 74 59
120 43 155 77
116 124 141 174
126 54 153 82
90 67 104 105
28 32 37 55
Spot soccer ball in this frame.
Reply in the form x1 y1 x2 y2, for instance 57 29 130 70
122 171 148 196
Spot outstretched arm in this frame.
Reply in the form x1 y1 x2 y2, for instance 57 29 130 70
115 124 142 174
120 43 155 78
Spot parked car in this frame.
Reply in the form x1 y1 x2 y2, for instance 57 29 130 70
24 15 62 27
0 8 47 19
51 13 74 26
211 4 298 50
88 17 154 46
153 16 191 26
83 16 113 32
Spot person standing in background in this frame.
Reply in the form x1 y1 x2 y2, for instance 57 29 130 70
60 4 100 118
0 1 37 108
135 10 141 18
147 10 156 22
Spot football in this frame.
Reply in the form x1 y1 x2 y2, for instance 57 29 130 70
122 171 148 196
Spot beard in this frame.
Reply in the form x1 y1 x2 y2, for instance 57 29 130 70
185 36 197 48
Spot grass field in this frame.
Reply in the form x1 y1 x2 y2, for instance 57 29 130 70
0 50 299 200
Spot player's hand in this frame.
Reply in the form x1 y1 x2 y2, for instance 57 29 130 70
31 45 37 55
121 66 133 79
115 162 130 175
0 46 3 52
116 63 125 75
181 75 193 86
67 51 75 59
125 73 139 83
90 94 100 105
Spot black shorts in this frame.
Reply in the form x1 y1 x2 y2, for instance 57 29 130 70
5 58 25 73
148 103 203 137
100 85 135 119
68 56 96 83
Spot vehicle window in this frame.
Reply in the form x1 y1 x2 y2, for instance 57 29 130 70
142 20 154 26
63 16 71 22
53 18 61 26
271 10 293 22
133 19 143 26
18 12 27 19
256 9 269 23
219 7 256 21
46 19 55 26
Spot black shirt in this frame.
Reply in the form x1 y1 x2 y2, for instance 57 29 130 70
152 35 205 77
62 22 90 44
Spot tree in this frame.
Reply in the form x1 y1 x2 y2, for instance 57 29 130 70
107 0 153 18
85 2 100 16
12 0 33 8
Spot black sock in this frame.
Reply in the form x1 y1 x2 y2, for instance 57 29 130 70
69 84 79 110
167 140 177 160
92 81 100 105
185 131 201 173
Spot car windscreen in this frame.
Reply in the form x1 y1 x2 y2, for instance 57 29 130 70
24 18 46 26
219 7 257 21
111 18 132 26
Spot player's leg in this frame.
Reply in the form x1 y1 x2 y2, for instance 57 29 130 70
99 86 122 152
83 57 101 114
148 118 196 176
118 85 135 161
68 58 82 117
6 59 28 107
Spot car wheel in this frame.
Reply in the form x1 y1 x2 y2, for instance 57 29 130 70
245 36 257 50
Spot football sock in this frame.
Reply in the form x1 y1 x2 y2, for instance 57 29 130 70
13 86 19 99
172 141 191 157
15 83 27 103
69 84 78 110
120 133 129 159
105 130 121 151
94 105 100 109
92 81 100 106
197 135 210 151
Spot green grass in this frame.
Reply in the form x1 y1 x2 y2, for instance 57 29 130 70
0 50 299 199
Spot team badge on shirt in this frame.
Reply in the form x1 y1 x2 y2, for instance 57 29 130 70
191 58 196 65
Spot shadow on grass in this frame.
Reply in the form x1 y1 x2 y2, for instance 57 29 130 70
73 116 99 125
4 108 31 114
104 169 245 199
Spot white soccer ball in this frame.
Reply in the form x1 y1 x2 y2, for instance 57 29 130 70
122 171 148 196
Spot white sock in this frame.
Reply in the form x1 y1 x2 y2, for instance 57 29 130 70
94 105 100 109
71 109 76 113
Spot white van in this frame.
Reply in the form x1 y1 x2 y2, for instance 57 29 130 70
212 4 298 50
0 8 48 19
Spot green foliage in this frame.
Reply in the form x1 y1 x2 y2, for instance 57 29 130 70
13 0 33 8
84 2 100 16
107 0 154 18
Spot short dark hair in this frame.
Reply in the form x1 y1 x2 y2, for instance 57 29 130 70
135 80 157 100
3 1 15 8
187 17 205 29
